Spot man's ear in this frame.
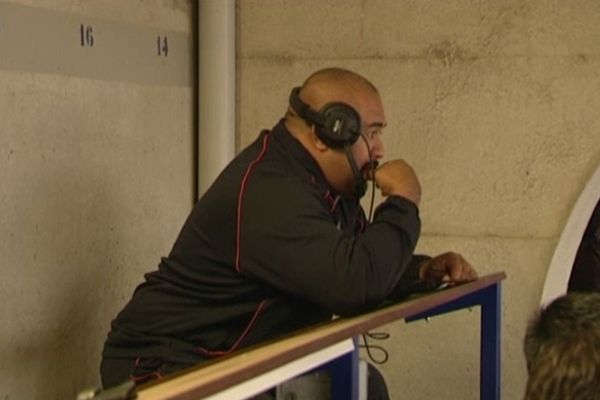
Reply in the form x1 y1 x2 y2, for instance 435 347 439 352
311 126 329 151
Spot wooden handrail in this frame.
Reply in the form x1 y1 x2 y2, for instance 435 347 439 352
136 272 506 400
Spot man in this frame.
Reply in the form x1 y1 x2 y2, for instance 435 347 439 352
100 68 478 396
523 292 600 400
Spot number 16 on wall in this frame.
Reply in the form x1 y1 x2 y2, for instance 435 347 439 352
80 24 94 47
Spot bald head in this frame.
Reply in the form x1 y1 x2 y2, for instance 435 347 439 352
285 68 383 134
284 67 386 196
299 68 379 113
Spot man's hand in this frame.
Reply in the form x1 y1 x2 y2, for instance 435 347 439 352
373 159 421 205
418 252 478 289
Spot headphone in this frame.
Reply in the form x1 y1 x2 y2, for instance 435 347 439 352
289 87 361 149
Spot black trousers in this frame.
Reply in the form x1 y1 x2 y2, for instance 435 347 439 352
100 357 389 399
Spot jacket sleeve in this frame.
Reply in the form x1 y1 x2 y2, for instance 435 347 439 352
387 254 431 301
238 175 423 316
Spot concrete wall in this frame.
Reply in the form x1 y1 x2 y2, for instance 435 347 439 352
0 1 194 399
237 1 600 399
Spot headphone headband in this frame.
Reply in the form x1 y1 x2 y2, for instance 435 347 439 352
289 87 325 127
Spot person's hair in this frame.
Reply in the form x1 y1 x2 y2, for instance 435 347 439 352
523 292 600 400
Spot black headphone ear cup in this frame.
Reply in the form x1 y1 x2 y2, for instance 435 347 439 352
317 103 361 149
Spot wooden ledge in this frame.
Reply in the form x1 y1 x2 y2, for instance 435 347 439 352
137 272 506 400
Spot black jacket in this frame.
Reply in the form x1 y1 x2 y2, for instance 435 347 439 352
103 120 426 363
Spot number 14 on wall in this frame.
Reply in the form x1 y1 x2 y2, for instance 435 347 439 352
157 35 168 56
